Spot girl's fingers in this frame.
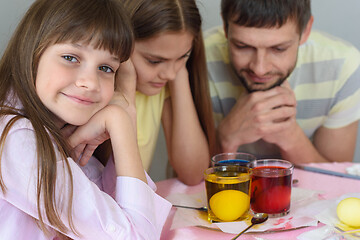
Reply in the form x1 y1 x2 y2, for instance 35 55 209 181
78 144 98 166
71 143 86 161
111 59 137 110
116 58 137 99
60 124 77 139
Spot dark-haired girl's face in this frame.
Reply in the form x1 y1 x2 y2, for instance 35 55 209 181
35 42 120 127
132 31 193 96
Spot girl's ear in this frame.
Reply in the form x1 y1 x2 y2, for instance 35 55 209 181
300 15 314 45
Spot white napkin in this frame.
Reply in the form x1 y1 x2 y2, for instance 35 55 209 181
346 164 360 176
166 187 320 233
297 193 360 240
166 191 213 230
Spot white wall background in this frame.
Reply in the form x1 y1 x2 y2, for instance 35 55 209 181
1 0 359 182
0 0 33 54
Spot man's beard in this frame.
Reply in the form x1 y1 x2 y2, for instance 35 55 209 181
232 65 295 93
239 73 288 93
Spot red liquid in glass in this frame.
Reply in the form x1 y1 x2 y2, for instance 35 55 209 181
250 166 292 214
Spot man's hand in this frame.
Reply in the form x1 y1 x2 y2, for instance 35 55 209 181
218 81 297 152
261 82 299 149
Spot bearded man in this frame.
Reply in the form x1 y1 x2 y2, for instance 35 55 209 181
205 0 360 163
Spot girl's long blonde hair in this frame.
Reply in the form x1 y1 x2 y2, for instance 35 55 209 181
0 0 133 237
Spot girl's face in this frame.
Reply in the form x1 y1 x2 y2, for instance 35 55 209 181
132 31 194 96
36 42 120 127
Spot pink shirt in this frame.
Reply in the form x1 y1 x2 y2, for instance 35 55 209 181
0 115 171 239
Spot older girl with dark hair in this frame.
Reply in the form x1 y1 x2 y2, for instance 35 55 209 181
124 0 217 185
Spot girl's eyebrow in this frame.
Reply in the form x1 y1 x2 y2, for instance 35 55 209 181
71 43 84 49
146 47 193 61
70 43 120 62
111 56 120 62
146 54 168 61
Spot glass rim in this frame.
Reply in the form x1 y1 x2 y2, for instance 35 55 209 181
249 159 294 176
248 159 294 168
204 165 250 181
211 152 256 162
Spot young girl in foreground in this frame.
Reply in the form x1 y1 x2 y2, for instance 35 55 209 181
125 0 217 185
0 0 171 239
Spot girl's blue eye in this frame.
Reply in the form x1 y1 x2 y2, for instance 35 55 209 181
99 65 114 73
63 55 78 62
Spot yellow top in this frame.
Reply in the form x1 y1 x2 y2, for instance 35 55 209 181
136 87 169 170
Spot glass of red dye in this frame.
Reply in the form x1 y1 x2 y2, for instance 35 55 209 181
248 159 294 217
211 152 256 167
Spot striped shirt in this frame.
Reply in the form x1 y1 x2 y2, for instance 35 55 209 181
205 27 360 158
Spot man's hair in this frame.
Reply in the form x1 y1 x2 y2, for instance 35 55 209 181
221 0 311 34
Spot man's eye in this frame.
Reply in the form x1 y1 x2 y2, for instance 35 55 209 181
99 65 114 73
235 45 247 49
62 55 78 62
234 44 249 50
273 47 286 52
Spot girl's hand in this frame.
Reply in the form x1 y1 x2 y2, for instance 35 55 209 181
67 107 111 166
60 124 81 161
60 124 77 139
69 105 145 181
111 59 137 130
167 65 189 92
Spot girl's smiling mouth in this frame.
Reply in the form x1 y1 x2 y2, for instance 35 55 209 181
62 93 95 105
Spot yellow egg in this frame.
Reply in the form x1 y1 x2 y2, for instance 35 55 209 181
337 197 360 227
209 189 249 222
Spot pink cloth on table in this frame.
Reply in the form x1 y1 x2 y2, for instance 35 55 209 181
293 162 359 199
156 162 360 240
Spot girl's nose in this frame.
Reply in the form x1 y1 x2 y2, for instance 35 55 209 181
75 68 100 91
159 62 178 81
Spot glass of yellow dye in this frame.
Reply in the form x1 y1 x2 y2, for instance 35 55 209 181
204 165 251 222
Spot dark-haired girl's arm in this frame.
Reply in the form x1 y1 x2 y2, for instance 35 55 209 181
162 66 210 185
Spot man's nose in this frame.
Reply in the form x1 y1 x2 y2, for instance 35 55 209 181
249 50 271 76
